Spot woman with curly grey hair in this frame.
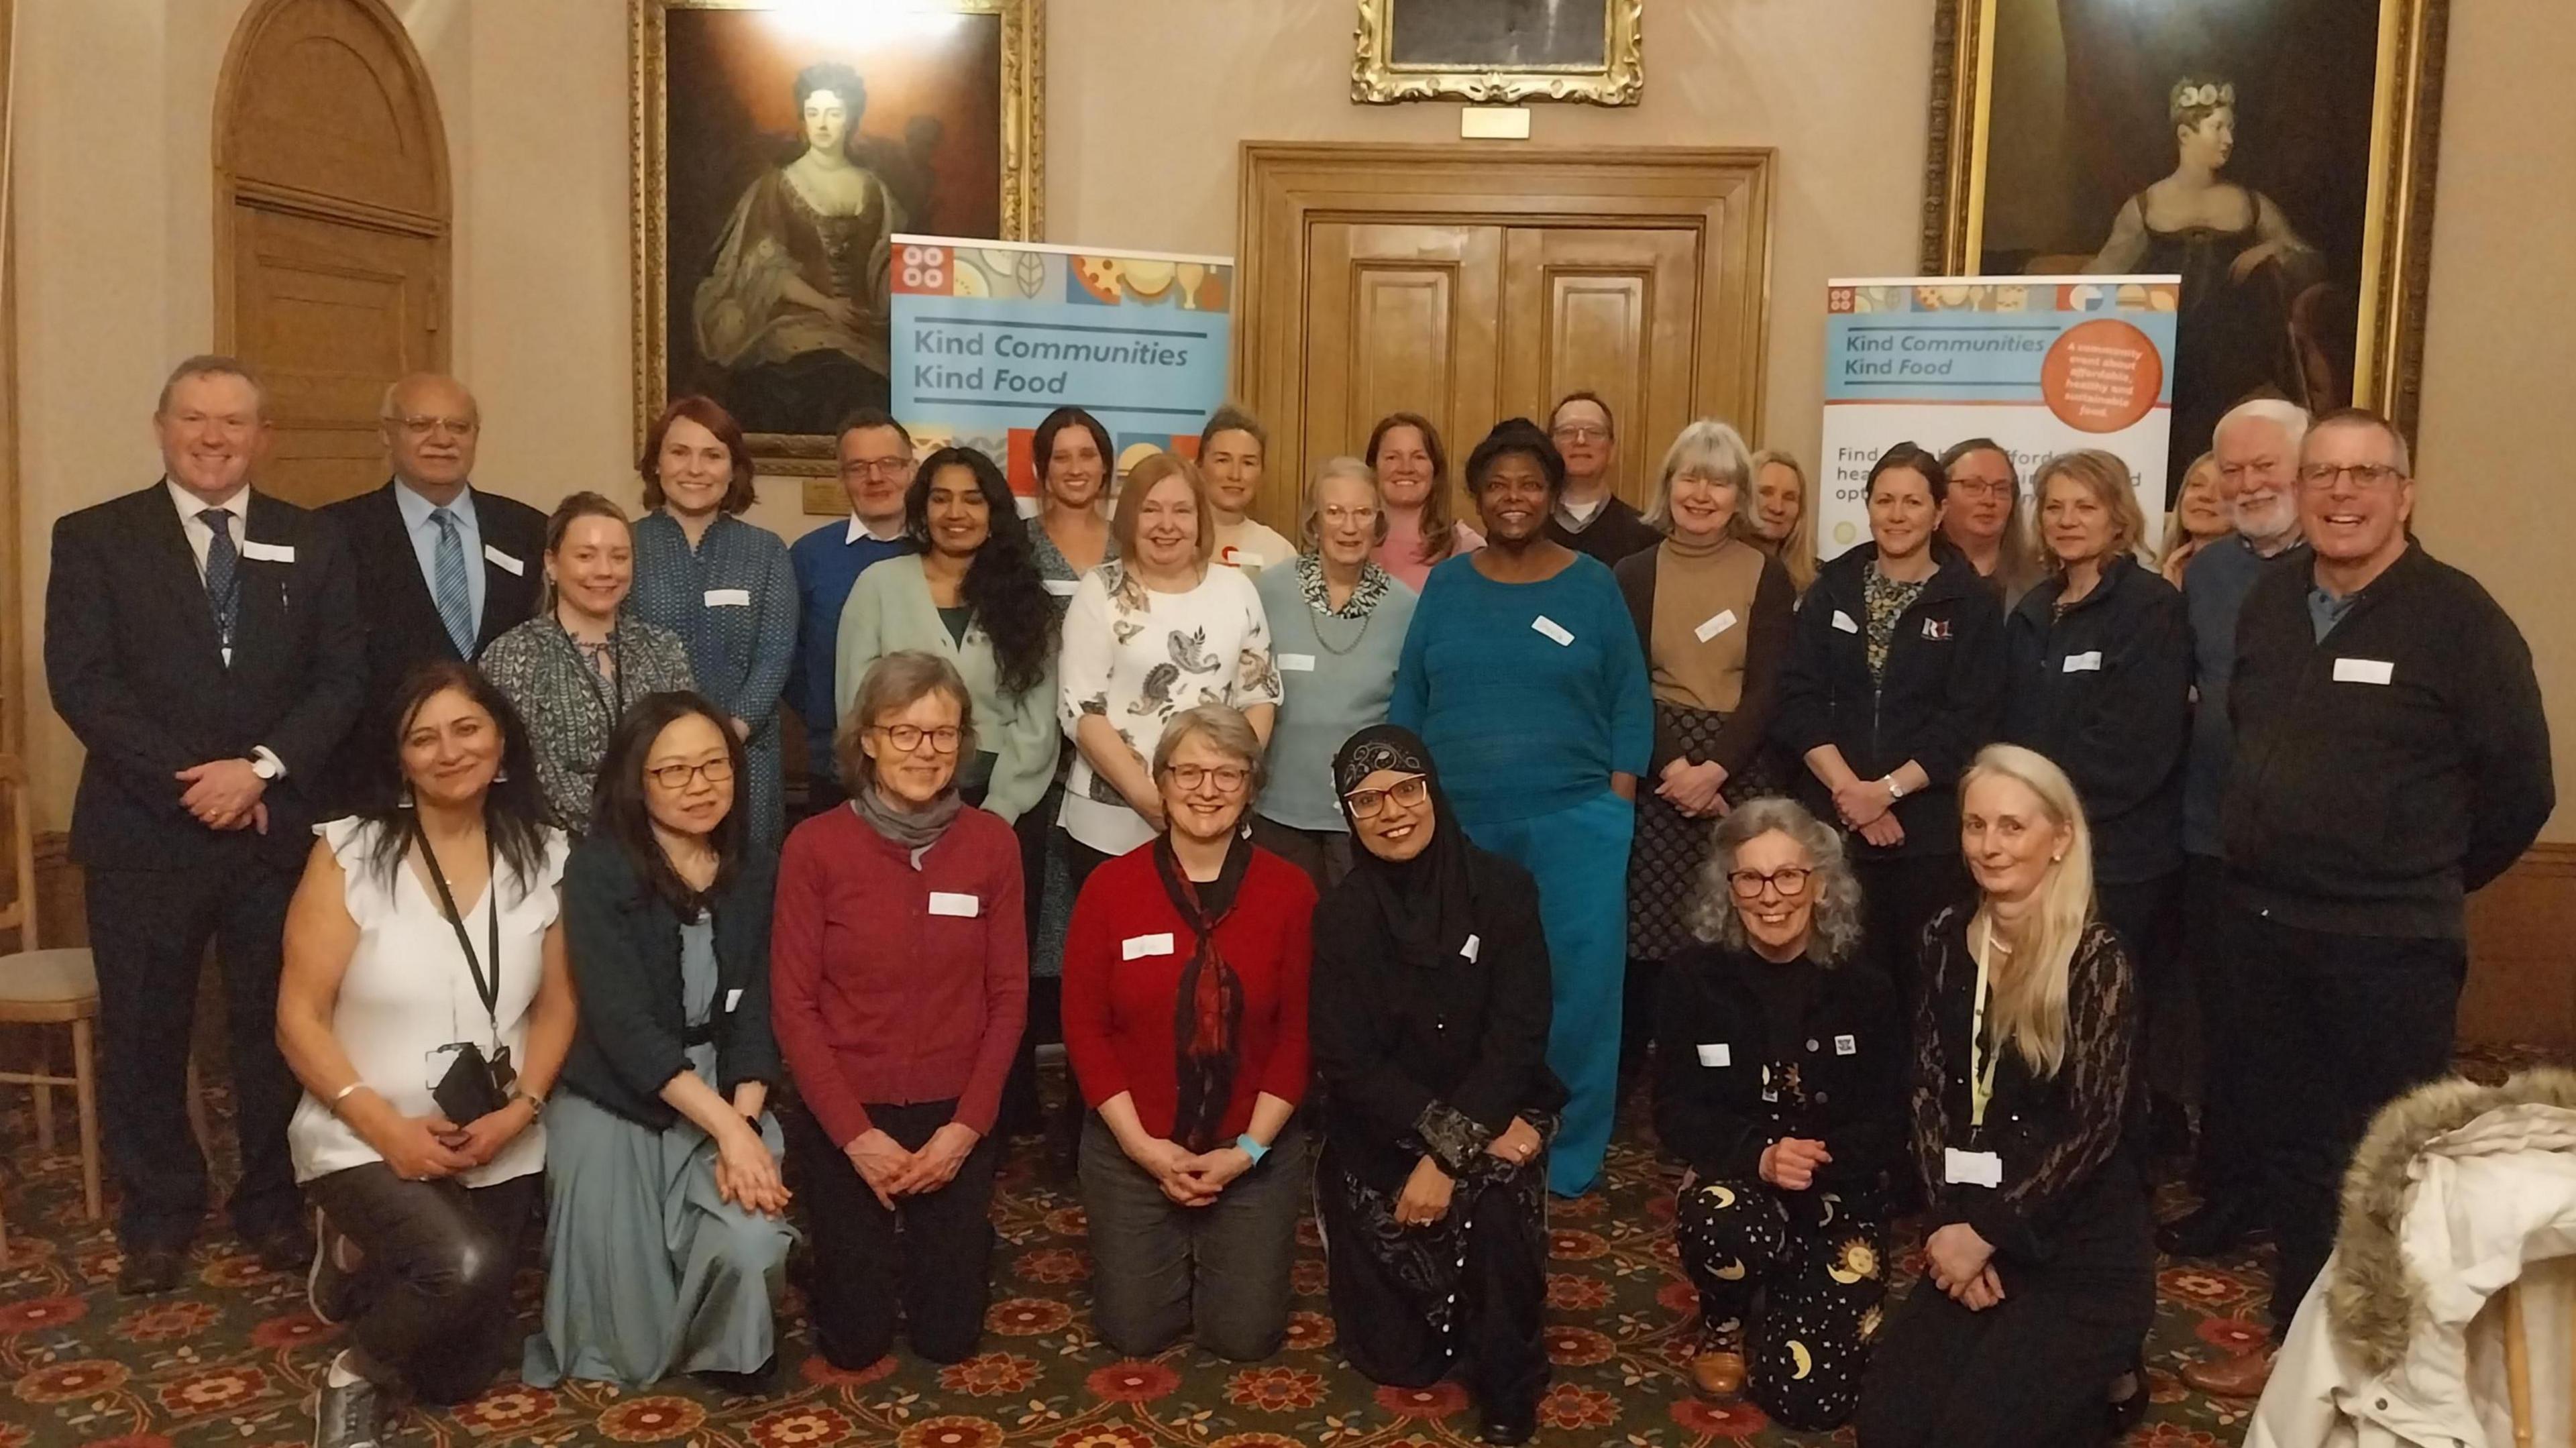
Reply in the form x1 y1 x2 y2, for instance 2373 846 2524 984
1651 797 1905 1431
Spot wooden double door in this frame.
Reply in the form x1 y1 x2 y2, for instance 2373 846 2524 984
1237 145 1774 530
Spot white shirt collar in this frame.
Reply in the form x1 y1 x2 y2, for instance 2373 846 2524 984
166 476 248 527
847 514 908 545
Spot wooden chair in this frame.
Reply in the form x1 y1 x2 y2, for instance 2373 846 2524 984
0 753 105 1230
2501 1269 2576 1448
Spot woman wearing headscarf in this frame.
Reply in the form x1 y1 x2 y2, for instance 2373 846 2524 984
1311 726 1565 1447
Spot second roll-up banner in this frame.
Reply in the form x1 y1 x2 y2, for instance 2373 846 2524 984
1817 276 2182 560
892 235 1236 513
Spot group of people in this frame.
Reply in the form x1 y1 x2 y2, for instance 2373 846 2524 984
41 353 2550 1448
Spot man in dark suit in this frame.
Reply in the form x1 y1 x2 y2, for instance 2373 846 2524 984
44 355 365 1293
321 373 547 810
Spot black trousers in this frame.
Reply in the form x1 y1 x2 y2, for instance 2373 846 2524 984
1676 1178 1887 1431
2231 903 2462 1331
2096 871 2188 1105
2181 854 2257 1205
307 1164 537 1404
87 858 304 1249
786 1100 1002 1368
1851 852 1972 1009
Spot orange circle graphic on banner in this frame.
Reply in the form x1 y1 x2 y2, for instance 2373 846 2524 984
2039 319 2163 434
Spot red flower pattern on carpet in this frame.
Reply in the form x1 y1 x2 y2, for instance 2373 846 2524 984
1545 1325 1617 1366
987 1297 1075 1336
800 1352 898 1387
1050 1427 1154 1448
940 1352 1042 1396
247 1312 336 1349
2194 1317 2269 1354
1548 1272 1611 1311
746 1404 854 1447
1538 1382 1619 1429
1083 1360 1179 1402
596 1396 706 1441
451 1386 555 1433
119 1299 219 1342
1014 1248 1089 1284
1224 1366 1327 1412
16 1359 127 1402
1549 1228 1610 1260
1282 1311 1334 1351
1374 1381 1467 1418
1672 1397 1772 1435
156 1366 268 1414
899 1416 1005 1448
0 1295 85 1333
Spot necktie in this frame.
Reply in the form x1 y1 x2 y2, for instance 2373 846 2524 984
430 506 475 657
199 508 241 653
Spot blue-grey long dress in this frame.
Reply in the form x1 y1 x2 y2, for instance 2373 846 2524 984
628 511 798 846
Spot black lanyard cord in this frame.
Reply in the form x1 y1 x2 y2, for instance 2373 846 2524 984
411 814 502 1037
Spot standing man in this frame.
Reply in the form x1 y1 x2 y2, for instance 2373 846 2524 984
2157 398 2308 1262
786 408 916 813
44 356 365 1292
2184 409 2552 1398
321 374 547 810
1544 391 1661 565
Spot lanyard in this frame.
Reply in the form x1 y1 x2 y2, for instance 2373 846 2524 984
413 814 502 1045
1968 914 2004 1129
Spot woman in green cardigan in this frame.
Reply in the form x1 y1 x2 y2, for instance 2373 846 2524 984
835 446 1061 826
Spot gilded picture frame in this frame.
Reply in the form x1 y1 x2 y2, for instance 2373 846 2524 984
1351 0 1643 107
632 0 1044 477
1920 0 2446 452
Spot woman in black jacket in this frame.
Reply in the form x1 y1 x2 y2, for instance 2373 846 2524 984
523 691 794 1390
2000 449 2192 1132
1772 443 2004 997
1654 796 1904 1429
1311 725 1566 1448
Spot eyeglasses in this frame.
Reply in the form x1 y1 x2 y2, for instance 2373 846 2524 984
396 416 476 439
1550 425 1611 444
1727 867 1813 900
1319 504 1381 527
1947 479 2014 499
2296 463 2408 490
647 758 735 789
842 457 914 478
874 724 962 755
1168 763 1250 792
1344 774 1430 818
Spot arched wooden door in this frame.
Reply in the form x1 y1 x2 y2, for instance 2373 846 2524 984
215 0 449 508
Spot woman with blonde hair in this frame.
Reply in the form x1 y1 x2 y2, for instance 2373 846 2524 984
1746 449 1817 594
1937 439 2043 606
1854 744 2151 1448
2157 451 2233 587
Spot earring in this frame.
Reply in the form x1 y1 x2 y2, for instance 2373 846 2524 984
494 767 511 784
398 781 417 809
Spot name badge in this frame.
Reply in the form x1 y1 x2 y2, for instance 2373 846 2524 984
1693 609 1739 643
1222 548 1263 569
1834 1034 1857 1056
1697 1042 1731 1068
723 988 743 1011
1831 610 1860 634
1460 934 1481 962
704 588 753 608
2333 657 2395 685
240 539 296 563
482 545 526 576
1944 1148 2004 1188
2061 651 2103 673
1042 578 1081 597
1920 617 1952 641
1277 653 1316 673
1531 615 1574 646
928 892 981 918
1121 932 1175 960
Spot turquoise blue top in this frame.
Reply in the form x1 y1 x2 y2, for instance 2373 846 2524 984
1252 558 1419 832
1390 552 1652 826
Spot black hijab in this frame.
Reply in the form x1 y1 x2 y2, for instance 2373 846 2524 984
1334 725 1478 972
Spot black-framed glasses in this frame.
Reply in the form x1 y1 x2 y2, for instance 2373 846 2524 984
647 758 735 789
2296 462 2408 490
1168 763 1250 792
1344 774 1430 819
1727 867 1813 901
875 724 962 755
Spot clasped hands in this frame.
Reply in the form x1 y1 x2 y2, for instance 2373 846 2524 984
1395 1117 1544 1227
177 757 268 834
1656 758 1731 819
1924 1221 2006 1311
1831 775 1904 848
846 1122 983 1210
1126 1135 1258 1208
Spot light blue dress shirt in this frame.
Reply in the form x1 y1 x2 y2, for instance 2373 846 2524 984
393 481 486 634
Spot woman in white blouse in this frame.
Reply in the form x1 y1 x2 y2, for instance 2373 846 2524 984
276 661 575 1443
1057 451 1281 885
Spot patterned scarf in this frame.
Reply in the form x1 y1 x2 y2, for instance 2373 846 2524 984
1155 830 1254 1153
1294 552 1391 620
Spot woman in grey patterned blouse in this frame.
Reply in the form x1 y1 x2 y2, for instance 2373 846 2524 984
484 493 696 830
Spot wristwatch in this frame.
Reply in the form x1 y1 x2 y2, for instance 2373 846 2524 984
1234 1133 1271 1166
249 752 282 781
1881 773 1908 801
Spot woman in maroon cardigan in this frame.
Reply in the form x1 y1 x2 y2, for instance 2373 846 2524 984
771 651 1028 1369
1061 702 1317 1361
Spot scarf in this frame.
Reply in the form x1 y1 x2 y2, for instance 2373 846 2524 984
1333 724 1477 974
1156 829 1255 1153
1294 551 1391 620
851 783 963 866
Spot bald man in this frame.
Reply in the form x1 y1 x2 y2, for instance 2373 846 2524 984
321 374 549 810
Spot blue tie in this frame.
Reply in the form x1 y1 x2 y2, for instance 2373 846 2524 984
199 508 240 652
430 506 475 657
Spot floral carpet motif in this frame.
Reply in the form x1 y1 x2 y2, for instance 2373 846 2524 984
9 1052 2549 1447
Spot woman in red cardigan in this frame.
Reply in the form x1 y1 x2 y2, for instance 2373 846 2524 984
1061 702 1317 1361
770 651 1028 1369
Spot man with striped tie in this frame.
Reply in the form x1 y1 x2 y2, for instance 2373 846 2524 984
44 355 365 1293
321 374 546 810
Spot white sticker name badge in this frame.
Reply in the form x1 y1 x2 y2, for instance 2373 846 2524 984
1460 934 1481 962
1121 932 1175 960
1277 653 1317 673
1696 1042 1731 1068
928 892 981 918
2333 657 2396 685
239 540 296 564
704 588 753 608
724 988 743 1011
482 545 526 576
1693 609 1739 643
1944 1148 2004 1188
1531 615 1574 647
1831 610 1860 634
1834 1034 1858 1056
1042 578 1081 597
2061 651 2104 673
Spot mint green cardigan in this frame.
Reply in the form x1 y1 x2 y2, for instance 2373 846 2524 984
833 554 1059 825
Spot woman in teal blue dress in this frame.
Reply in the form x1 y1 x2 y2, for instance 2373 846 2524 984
1391 418 1652 1197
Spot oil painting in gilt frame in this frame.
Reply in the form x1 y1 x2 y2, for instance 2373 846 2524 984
1352 0 1642 106
633 0 1043 477
1921 0 2447 492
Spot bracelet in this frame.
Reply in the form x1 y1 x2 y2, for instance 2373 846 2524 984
513 1089 545 1112
328 1082 366 1112
1882 773 1909 801
1234 1133 1271 1166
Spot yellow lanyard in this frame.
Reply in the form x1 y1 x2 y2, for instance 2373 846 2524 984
1969 915 2004 1129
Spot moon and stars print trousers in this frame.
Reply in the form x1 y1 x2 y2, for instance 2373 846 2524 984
1675 1177 1888 1431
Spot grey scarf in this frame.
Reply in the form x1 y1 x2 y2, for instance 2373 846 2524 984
851 785 962 867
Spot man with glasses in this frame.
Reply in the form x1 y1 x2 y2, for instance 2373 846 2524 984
1544 391 1662 565
786 408 918 812
2182 408 2552 1399
324 374 548 809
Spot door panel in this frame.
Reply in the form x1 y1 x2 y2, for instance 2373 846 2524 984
1301 223 1502 506
1499 226 1701 506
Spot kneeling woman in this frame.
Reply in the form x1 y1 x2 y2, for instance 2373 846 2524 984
1652 797 1902 1430
525 691 796 1388
1856 744 2153 1448
772 652 1028 1368
1061 704 1317 1360
1311 726 1565 1446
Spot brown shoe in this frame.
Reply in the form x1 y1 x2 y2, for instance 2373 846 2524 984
1690 1349 1747 1398
2182 1350 2274 1398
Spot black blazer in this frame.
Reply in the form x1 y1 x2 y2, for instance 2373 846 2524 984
1652 944 1907 1197
1770 544 2004 857
44 483 364 871
555 835 782 1129
2000 558 2190 885
321 481 549 810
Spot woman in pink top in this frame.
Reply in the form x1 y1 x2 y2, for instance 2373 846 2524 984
1366 412 1482 590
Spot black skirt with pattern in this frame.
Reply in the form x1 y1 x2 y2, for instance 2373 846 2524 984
1628 702 1788 960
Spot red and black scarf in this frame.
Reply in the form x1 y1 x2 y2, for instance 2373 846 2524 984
1155 831 1254 1153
